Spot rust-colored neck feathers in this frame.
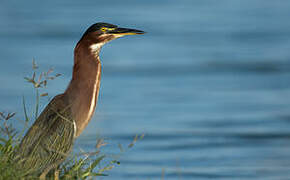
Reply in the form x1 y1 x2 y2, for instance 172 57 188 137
64 34 106 137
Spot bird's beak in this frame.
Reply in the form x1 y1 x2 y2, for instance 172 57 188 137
108 27 145 36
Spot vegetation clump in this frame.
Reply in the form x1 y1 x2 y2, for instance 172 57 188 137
0 61 141 179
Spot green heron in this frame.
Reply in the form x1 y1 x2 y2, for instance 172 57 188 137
16 22 144 176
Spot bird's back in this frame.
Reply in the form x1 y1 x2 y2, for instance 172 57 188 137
15 94 75 176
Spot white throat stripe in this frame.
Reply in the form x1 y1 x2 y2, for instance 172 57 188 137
90 43 104 52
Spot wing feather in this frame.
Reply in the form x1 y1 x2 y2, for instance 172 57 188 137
16 94 75 174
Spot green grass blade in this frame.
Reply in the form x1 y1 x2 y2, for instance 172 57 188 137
22 96 29 124
35 89 39 120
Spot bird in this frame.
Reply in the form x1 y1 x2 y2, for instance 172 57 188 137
15 22 145 177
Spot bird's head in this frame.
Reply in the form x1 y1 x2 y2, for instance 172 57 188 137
79 22 145 49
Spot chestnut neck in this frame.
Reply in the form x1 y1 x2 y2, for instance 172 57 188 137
64 36 103 137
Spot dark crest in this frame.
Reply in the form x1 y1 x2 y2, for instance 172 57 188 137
82 22 118 37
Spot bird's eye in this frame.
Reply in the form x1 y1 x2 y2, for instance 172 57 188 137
101 27 107 32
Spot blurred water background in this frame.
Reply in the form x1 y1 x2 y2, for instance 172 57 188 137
1 0 290 179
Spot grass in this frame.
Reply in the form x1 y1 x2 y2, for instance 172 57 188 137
0 61 143 179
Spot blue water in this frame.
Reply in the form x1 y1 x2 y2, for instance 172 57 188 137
1 0 290 179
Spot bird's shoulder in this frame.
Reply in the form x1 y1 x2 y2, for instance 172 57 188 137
48 93 69 109
32 93 73 129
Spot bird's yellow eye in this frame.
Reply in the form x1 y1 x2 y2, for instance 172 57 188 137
101 27 107 32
